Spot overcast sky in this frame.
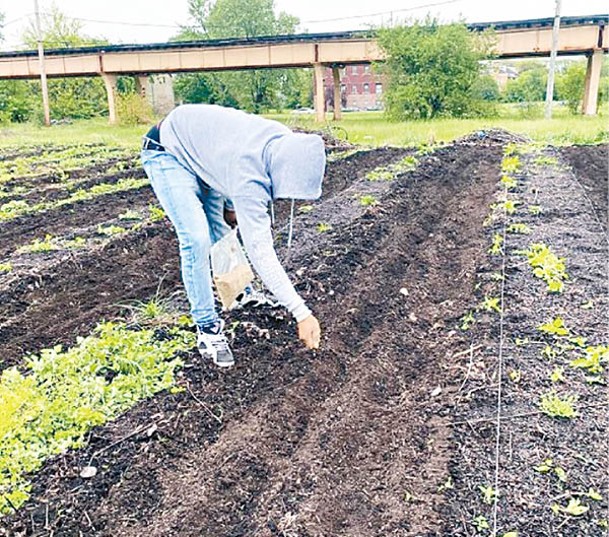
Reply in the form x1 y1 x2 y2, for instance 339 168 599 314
1 0 607 51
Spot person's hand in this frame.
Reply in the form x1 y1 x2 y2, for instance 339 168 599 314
224 207 237 228
297 314 321 350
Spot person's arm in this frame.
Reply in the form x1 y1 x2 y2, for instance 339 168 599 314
233 194 320 349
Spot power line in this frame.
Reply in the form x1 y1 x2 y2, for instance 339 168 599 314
302 0 462 24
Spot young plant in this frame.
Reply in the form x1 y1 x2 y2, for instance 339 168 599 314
551 498 589 517
18 234 60 254
550 366 565 383
481 296 501 314
538 317 569 337
298 204 314 214
500 174 518 189
359 194 379 207
522 244 568 293
507 223 531 234
460 310 475 331
539 390 578 419
489 233 503 255
472 515 490 531
0 263 12 273
501 155 521 174
570 345 608 375
316 222 332 233
479 485 498 505
97 224 127 237
148 204 166 222
118 209 142 221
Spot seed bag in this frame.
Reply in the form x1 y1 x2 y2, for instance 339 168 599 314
211 229 254 309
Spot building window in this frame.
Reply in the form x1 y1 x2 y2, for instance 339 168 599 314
352 85 358 94
352 65 358 75
376 83 383 94
364 65 370 73
363 83 370 94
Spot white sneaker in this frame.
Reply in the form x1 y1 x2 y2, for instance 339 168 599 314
229 286 278 310
197 320 234 368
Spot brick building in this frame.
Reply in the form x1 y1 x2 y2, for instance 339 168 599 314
321 64 384 111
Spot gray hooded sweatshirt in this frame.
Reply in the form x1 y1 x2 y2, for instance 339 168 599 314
160 104 326 322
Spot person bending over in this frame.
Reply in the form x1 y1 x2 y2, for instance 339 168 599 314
141 104 325 367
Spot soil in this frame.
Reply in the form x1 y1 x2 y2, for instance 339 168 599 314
560 144 608 231
1 137 503 536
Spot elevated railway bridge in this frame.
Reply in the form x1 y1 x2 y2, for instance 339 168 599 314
0 14 606 122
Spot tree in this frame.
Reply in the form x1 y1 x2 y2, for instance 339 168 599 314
173 0 307 112
556 61 586 113
20 6 109 121
377 19 494 120
0 11 5 43
504 64 547 103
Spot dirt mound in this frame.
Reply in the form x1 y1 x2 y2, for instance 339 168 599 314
1 139 502 536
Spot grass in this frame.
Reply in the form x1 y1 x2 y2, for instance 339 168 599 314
0 103 606 148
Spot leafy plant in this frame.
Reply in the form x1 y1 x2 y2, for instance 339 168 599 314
481 296 501 314
551 498 589 517
460 310 475 331
316 222 332 233
533 155 559 167
17 234 60 254
359 195 379 207
500 174 518 189
97 224 127 237
0 322 193 514
472 515 489 531
535 458 567 482
0 263 12 273
508 369 522 383
479 484 498 505
538 317 569 337
148 204 166 222
521 244 568 293
528 205 541 215
501 155 521 174
570 345 608 375
539 390 578 419
550 366 565 383
489 233 503 255
118 209 142 221
298 204 314 214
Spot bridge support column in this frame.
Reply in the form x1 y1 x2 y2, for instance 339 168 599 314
135 75 148 99
101 73 119 124
332 67 342 121
582 50 603 116
313 63 325 123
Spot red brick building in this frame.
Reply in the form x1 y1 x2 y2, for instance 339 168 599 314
322 64 384 111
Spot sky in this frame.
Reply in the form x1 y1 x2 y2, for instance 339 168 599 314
0 0 607 51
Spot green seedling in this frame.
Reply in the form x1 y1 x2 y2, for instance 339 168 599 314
437 475 454 493
538 317 569 337
500 174 518 189
482 296 501 314
581 300 594 310
507 223 531 234
586 488 603 501
502 532 518 537
97 224 127 237
569 336 587 348
149 204 166 222
298 204 314 214
0 263 12 273
18 234 60 254
522 243 568 293
316 222 332 233
460 311 475 331
501 199 519 215
359 195 379 207
0 199 29 221
550 366 565 383
528 205 541 215
118 209 142 221
490 272 504 281
472 515 489 531
479 485 498 505
551 498 589 517
501 155 521 174
539 390 577 419
489 233 503 255
515 337 529 346
508 369 522 383
535 458 567 482
570 345 608 375
503 143 519 156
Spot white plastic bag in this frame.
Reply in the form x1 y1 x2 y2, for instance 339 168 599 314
210 229 254 310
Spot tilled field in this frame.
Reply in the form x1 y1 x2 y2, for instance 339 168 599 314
0 138 606 536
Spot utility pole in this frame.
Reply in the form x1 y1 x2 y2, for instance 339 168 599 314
34 0 51 126
544 0 561 119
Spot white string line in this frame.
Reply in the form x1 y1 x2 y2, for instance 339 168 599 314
491 167 511 537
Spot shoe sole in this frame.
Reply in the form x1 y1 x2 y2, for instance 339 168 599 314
198 348 234 368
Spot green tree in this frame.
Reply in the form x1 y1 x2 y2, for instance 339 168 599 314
556 62 586 113
20 6 109 121
173 0 306 112
503 63 547 103
377 19 494 120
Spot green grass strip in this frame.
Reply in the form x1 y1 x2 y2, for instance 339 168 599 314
0 322 194 515
0 177 148 222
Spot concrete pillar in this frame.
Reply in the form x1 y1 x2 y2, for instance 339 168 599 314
101 73 119 124
332 67 342 121
313 63 325 123
148 74 175 116
582 50 603 116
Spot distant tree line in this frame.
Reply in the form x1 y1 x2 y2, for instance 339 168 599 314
0 6 606 124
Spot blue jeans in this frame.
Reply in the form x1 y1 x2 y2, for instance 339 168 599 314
141 149 230 326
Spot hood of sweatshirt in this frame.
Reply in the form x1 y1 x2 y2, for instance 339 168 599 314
266 132 326 200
